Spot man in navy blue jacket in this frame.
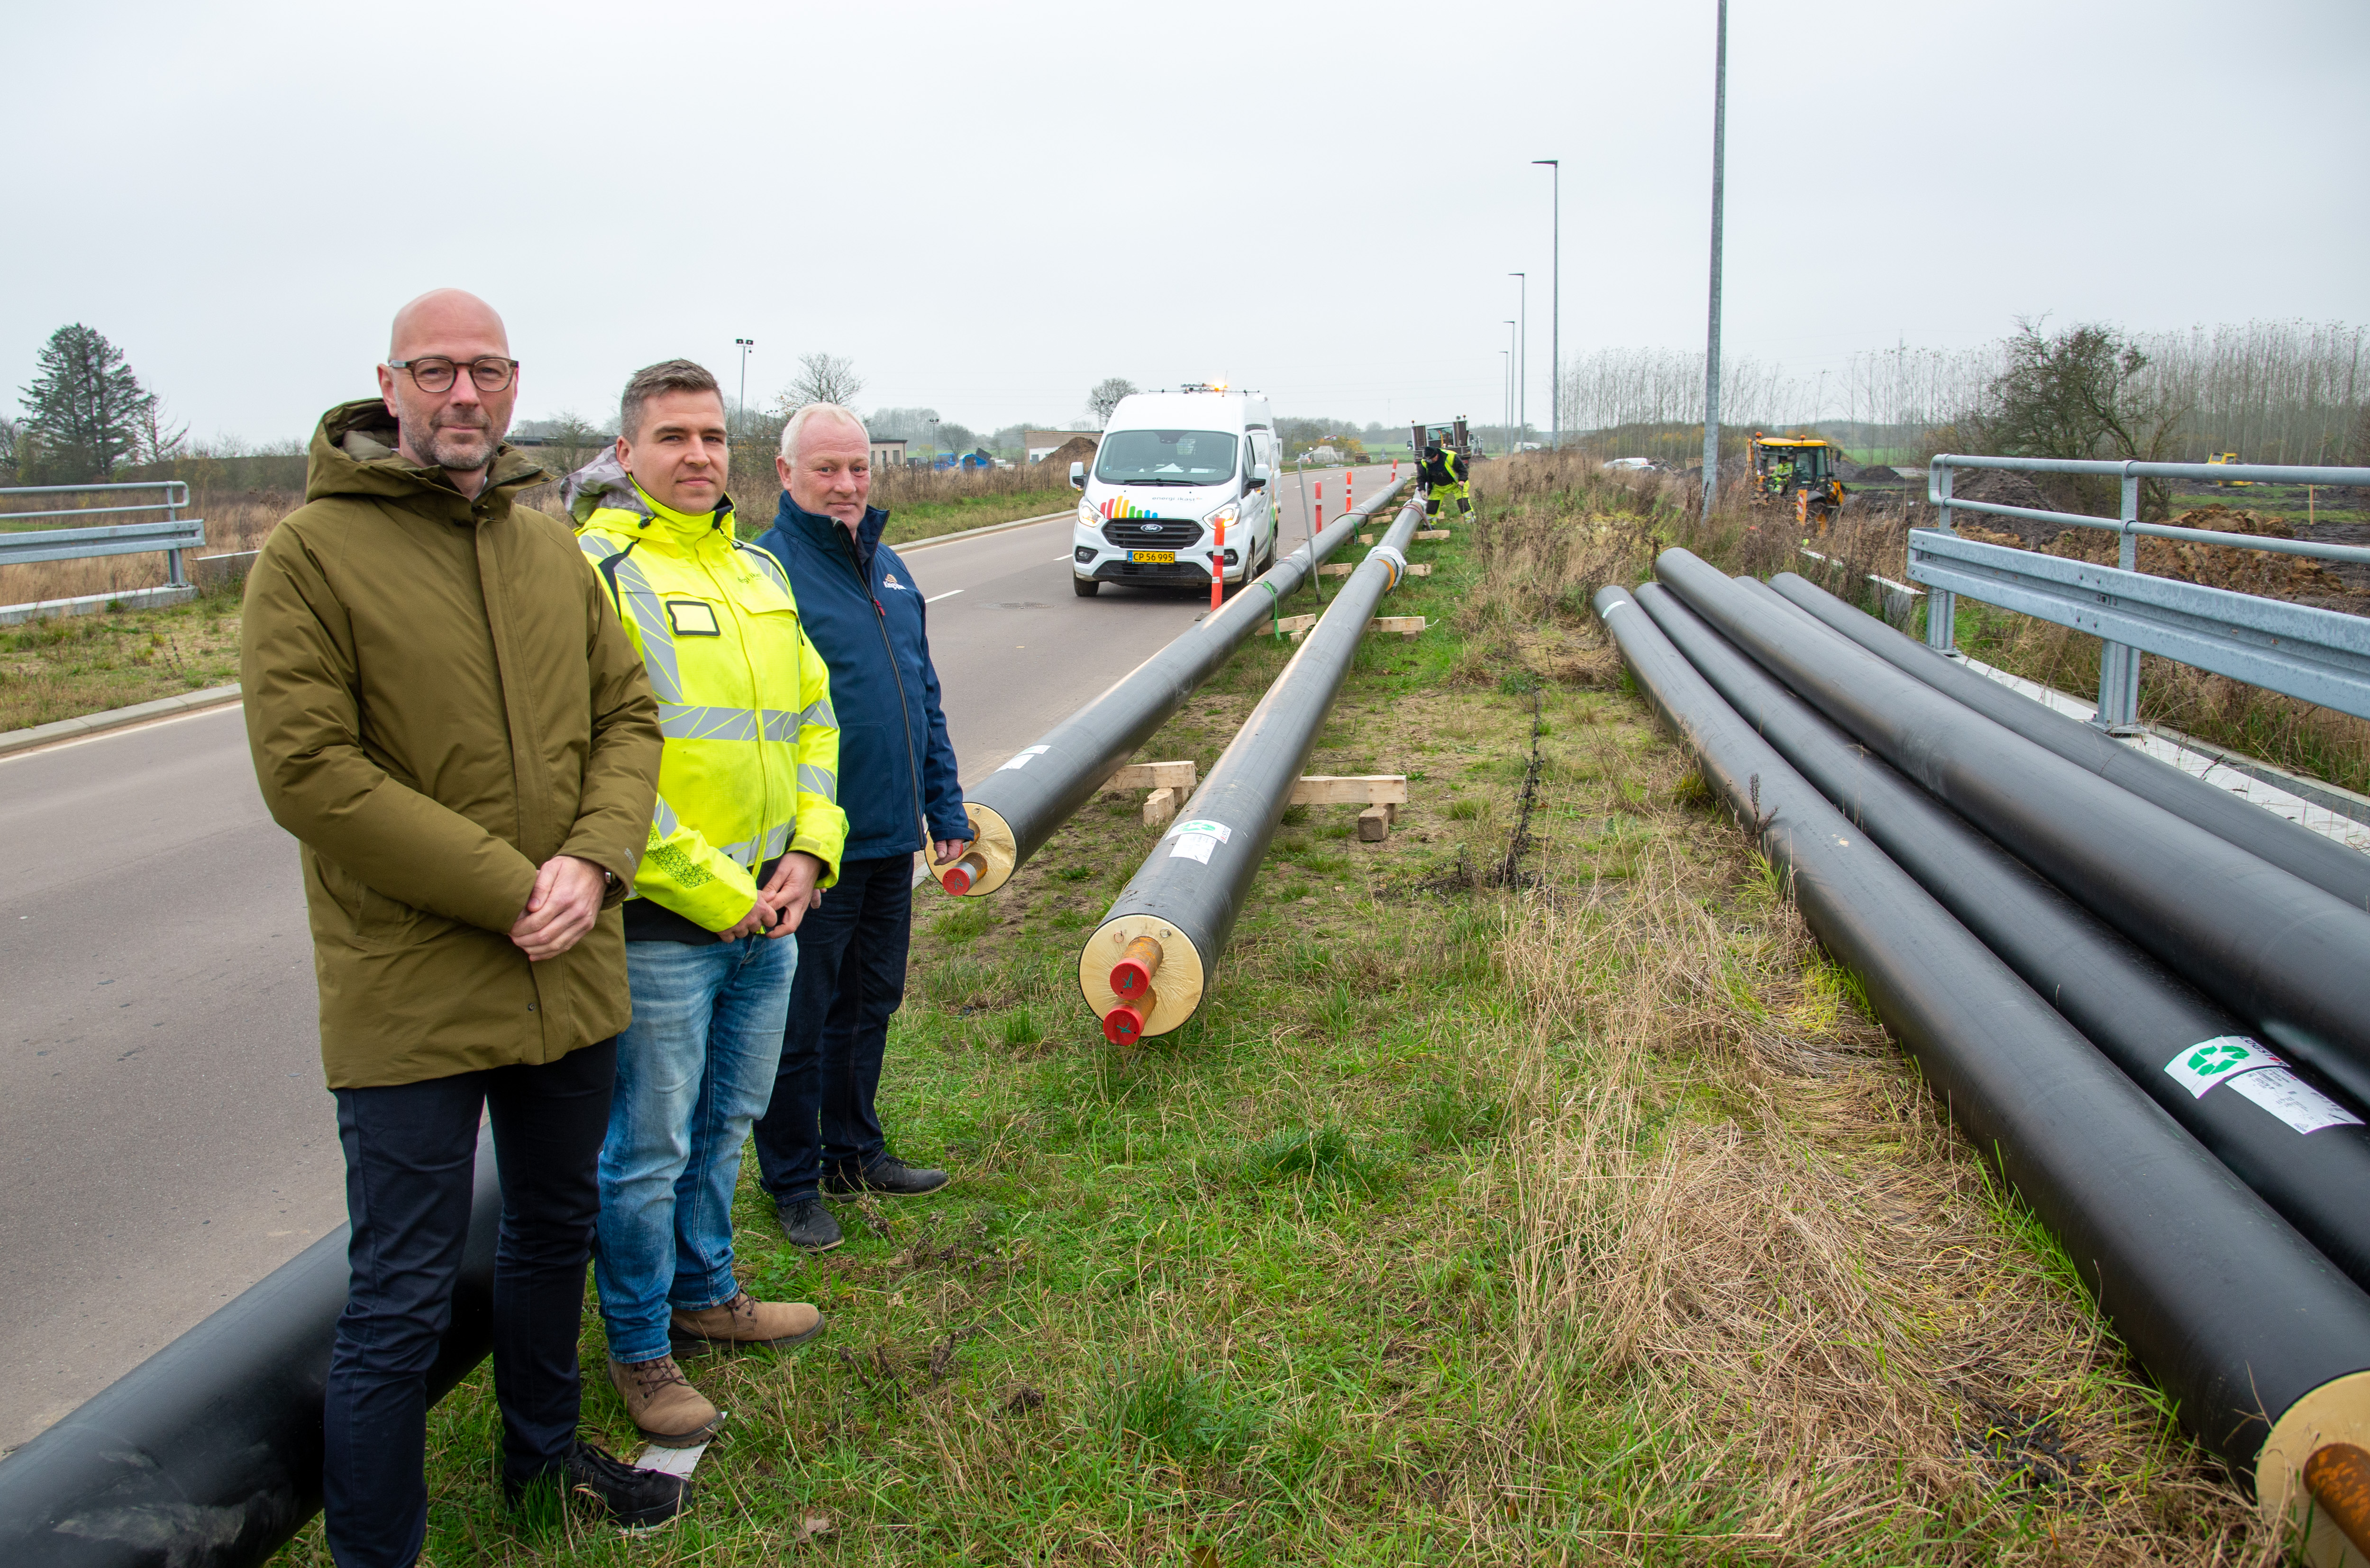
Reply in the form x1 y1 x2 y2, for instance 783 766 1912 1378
752 405 973 1251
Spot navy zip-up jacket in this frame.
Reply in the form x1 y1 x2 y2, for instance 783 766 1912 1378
755 494 969 863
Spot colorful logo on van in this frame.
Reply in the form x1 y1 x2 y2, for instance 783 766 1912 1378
1099 496 1162 521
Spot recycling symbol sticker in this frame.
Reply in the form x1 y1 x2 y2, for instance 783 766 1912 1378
2163 1035 2279 1099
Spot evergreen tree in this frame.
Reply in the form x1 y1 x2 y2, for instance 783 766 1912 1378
18 324 155 481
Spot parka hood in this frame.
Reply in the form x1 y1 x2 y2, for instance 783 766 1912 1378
563 447 735 543
304 398 548 510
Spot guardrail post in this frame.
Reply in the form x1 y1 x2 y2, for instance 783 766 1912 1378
2093 470 2142 729
163 483 188 588
1925 461 1958 654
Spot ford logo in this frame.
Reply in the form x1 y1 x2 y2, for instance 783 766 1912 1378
1141 523 1164 534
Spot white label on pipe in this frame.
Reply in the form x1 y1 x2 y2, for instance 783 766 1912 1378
2225 1067 2365 1135
2162 1035 2279 1098
997 744 1050 772
1166 818 1231 863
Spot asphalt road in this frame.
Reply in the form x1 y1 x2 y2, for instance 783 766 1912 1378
0 463 1402 1450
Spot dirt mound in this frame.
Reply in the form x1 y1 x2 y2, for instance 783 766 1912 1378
1038 435 1097 474
1946 470 2062 544
1963 506 2361 607
2053 507 2361 605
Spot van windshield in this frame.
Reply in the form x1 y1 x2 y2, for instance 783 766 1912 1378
1095 429 1240 486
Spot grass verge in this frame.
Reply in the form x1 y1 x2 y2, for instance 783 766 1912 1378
0 583 244 732
265 489 2264 1564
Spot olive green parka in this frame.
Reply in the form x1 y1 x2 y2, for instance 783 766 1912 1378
241 400 663 1088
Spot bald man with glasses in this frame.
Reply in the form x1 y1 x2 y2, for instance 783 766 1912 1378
242 289 681 1564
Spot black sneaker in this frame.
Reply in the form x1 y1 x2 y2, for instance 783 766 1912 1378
777 1198 843 1251
823 1155 950 1197
505 1439 688 1528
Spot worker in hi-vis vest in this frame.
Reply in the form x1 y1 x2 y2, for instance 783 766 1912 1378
1420 440 1471 526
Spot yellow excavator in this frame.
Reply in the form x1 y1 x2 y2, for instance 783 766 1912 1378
1749 434 1848 529
2206 452 2252 487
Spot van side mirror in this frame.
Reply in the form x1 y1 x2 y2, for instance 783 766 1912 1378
1247 463 1271 490
1069 461 1086 490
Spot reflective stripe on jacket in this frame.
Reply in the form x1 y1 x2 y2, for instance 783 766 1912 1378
572 465 846 932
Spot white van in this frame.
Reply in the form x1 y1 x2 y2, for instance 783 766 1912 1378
1068 386 1277 598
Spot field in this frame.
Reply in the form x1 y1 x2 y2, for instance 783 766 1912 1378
262 466 2270 1566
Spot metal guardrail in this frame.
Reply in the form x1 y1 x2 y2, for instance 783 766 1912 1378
1917 455 2370 726
0 481 207 588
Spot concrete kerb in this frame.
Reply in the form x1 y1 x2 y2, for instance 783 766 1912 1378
0 684 243 759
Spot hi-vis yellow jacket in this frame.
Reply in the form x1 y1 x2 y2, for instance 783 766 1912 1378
570 460 846 933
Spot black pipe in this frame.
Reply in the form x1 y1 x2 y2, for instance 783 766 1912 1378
0 1131 500 1568
1768 569 2370 914
1079 497 1426 1040
1594 581 2370 1492
943 476 1413 897
1656 547 2370 1113
1635 581 2370 1286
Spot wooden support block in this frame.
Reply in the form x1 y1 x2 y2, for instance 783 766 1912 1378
1317 562 1354 577
1403 562 1432 576
1142 786 1178 828
1104 760 1197 792
1274 612 1318 635
1291 774 1410 806
1358 532 1375 545
1357 803 1391 841
1415 529 1452 541
1372 616 1426 636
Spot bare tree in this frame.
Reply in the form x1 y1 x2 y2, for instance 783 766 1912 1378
1087 377 1138 427
1974 320 2191 517
133 397 190 466
777 352 865 413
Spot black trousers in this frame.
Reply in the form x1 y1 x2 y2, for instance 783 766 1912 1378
753 853 913 1205
322 1039 615 1568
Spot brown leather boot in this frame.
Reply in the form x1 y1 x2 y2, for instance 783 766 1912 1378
606 1354 725 1447
669 1290 824 1358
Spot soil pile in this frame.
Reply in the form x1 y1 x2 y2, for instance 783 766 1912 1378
1962 506 2362 609
1946 470 2063 544
1038 435 1097 476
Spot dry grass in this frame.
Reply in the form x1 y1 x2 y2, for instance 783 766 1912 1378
1498 834 2266 1562
0 488 288 607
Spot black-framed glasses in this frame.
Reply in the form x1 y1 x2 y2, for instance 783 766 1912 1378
386 356 520 393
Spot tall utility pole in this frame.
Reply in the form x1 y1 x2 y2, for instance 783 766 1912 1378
1532 160 1559 448
1508 272 1526 447
734 337 756 430
1701 0 1728 524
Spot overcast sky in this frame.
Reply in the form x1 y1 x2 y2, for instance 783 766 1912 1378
8 0 2364 446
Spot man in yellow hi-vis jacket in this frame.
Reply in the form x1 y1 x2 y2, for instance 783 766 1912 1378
567 360 848 1449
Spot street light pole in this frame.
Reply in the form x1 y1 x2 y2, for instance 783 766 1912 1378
734 337 755 431
1503 321 1518 454
1702 0 1728 525
1501 350 1512 454
1532 159 1559 449
1508 272 1526 448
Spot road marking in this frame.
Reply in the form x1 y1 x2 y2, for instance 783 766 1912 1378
925 589 963 604
1053 554 1071 562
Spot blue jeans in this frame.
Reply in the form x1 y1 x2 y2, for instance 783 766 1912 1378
325 1039 614 1568
594 935 794 1366
753 853 912 1205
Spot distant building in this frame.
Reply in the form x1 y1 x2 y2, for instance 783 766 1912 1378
1026 428 1101 463
869 436 908 471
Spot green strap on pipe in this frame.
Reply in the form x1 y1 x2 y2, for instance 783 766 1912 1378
1258 578 1282 638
